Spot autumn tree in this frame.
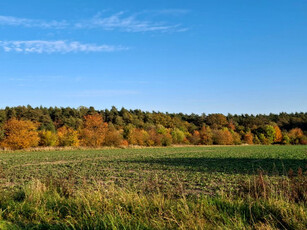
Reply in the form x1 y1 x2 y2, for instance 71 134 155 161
57 126 79 147
244 132 254 144
212 129 233 145
147 128 162 146
188 130 201 145
103 124 123 147
79 114 108 147
127 128 149 146
227 121 236 131
199 126 213 145
300 135 307 145
231 131 241 145
104 130 123 147
288 128 303 144
161 132 173 146
171 128 185 144
206 114 228 129
273 126 283 143
0 118 39 150
156 124 173 146
39 130 57 146
282 132 290 145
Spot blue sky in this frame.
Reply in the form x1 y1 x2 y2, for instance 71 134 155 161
0 0 306 114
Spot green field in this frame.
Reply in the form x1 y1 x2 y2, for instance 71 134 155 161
0 146 306 229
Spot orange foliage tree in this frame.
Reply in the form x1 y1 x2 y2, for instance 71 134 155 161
288 128 304 144
0 118 39 150
104 125 123 147
57 126 79 147
147 128 162 146
199 126 213 145
273 126 283 143
212 129 233 145
244 132 254 144
79 114 108 147
188 130 201 145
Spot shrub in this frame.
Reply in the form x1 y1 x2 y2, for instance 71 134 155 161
300 135 307 145
121 139 129 147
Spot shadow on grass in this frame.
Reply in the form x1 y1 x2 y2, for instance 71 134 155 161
128 157 307 175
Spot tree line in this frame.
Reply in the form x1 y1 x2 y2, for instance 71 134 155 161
0 106 306 150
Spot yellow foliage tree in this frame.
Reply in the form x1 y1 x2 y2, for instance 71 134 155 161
104 127 123 147
127 128 149 146
0 118 39 150
57 126 79 147
39 130 57 146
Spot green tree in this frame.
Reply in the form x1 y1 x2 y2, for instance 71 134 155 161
171 128 185 144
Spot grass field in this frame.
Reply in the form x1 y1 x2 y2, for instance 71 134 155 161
0 145 306 229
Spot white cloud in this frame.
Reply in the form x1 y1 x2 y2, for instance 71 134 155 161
0 40 128 54
76 12 183 32
0 11 187 32
0 15 68 28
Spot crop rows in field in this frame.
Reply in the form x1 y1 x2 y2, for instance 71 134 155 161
0 145 306 195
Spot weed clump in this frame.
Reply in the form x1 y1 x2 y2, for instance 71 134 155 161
240 168 307 203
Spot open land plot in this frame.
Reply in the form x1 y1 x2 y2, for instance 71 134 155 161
0 145 306 193
0 145 306 229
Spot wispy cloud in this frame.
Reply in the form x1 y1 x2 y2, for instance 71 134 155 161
144 9 190 16
0 15 68 28
68 90 140 97
75 12 184 32
0 40 128 54
0 11 188 32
